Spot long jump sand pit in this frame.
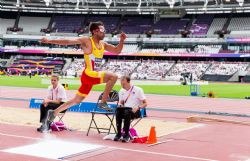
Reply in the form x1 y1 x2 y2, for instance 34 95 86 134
0 107 201 137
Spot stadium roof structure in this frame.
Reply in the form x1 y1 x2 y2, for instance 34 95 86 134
1 0 250 14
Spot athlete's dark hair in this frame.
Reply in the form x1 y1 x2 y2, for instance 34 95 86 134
121 75 131 83
89 21 104 35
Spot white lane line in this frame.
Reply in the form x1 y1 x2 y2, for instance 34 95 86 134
112 147 219 161
0 132 42 140
0 121 38 127
0 132 218 161
147 139 173 147
166 124 204 136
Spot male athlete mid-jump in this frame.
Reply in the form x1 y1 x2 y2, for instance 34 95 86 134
40 21 126 132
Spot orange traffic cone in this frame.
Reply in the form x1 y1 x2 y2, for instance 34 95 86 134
147 126 157 144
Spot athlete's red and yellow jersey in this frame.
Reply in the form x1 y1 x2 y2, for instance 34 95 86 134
77 37 105 97
84 37 105 71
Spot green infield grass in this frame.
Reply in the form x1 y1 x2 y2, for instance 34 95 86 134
0 75 249 99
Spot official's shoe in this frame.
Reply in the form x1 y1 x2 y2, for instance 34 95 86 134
114 134 122 141
122 135 130 143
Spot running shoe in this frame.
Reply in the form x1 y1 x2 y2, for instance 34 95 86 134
98 102 113 112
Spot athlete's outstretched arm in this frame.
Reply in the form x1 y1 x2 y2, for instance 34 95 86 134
40 37 86 46
104 32 127 54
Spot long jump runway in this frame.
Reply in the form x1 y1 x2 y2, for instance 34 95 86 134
1 86 250 161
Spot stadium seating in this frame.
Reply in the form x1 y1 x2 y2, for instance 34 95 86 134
166 45 222 54
167 48 189 54
194 45 222 54
120 16 153 34
224 45 250 53
140 48 164 53
66 59 85 76
153 18 189 34
122 44 139 53
202 62 249 81
20 46 50 50
207 18 227 35
52 16 84 33
18 16 50 33
2 13 250 37
85 15 120 34
228 16 250 31
102 59 140 78
205 62 248 75
4 45 18 49
190 14 214 35
166 61 211 81
0 18 15 34
131 60 175 80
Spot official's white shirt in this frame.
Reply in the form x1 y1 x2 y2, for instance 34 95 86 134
119 85 146 108
47 84 68 102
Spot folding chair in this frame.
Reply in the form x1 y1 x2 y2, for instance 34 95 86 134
87 90 119 136
54 110 67 123
131 108 147 128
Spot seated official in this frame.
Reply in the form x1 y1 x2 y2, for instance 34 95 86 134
114 76 147 143
37 74 68 132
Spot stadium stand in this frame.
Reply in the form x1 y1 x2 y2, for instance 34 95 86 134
166 61 211 81
131 60 175 80
0 18 15 34
85 15 120 34
228 16 250 31
140 48 164 53
122 44 139 53
120 16 153 34
66 59 85 77
2 11 250 83
207 17 227 35
166 45 222 54
190 14 214 35
20 46 50 50
205 62 248 75
167 48 189 54
202 62 249 81
2 13 250 37
52 16 84 33
3 45 18 49
194 45 222 54
18 16 50 33
102 59 140 78
153 18 189 35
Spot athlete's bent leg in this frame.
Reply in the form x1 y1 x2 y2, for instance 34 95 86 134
40 94 86 132
101 71 118 103
54 94 85 116
41 82 92 132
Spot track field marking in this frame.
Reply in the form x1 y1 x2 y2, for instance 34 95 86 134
111 147 219 161
0 132 42 140
0 131 218 161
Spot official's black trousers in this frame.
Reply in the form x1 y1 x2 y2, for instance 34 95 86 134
116 107 140 136
39 102 66 123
